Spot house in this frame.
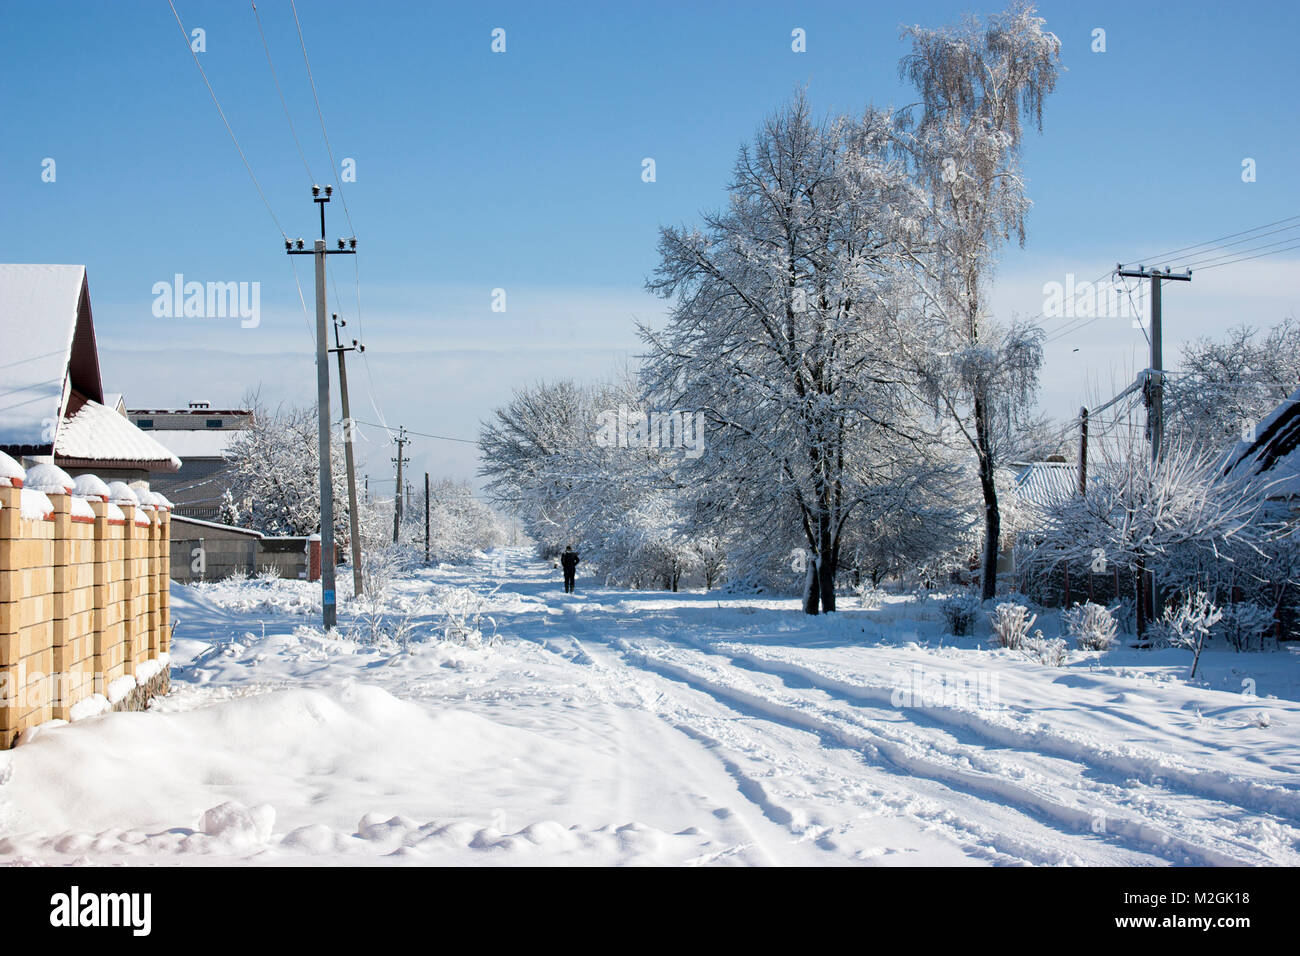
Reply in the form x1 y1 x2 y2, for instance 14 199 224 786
1220 385 1300 519
0 264 181 480
994 458 1078 574
127 401 253 520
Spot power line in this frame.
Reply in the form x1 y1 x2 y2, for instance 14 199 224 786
1194 238 1300 272
1174 221 1300 269
1119 213 1300 269
287 0 355 237
250 0 315 184
352 419 479 445
1178 232 1300 270
166 0 287 238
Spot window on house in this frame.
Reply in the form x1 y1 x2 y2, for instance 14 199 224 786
206 419 223 428
137 419 154 428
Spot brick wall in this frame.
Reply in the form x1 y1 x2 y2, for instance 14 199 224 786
0 482 170 749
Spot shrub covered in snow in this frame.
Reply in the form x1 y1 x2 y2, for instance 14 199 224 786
433 586 499 646
1154 591 1223 677
940 593 981 635
1216 602 1275 652
989 603 1036 650
1021 634 1068 666
1062 602 1118 651
857 581 886 610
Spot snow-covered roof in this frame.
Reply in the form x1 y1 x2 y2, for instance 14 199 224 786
55 397 181 472
169 513 265 538
148 429 240 460
1005 460 1077 510
0 264 94 447
1221 386 1300 498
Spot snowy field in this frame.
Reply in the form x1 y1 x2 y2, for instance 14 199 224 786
1 547 1298 867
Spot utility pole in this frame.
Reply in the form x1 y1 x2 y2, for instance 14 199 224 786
424 472 430 564
286 185 355 630
330 312 365 597
1116 264 1192 463
391 426 409 543
1078 406 1088 495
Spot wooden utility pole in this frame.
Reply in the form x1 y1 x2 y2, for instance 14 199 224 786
424 472 431 564
1078 406 1088 495
1116 265 1192 462
286 185 355 630
391 426 409 543
330 312 365 596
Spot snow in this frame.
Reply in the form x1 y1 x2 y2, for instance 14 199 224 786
69 496 96 522
68 695 110 722
55 399 181 470
106 481 138 506
72 473 110 500
0 264 85 447
105 676 137 706
22 462 74 494
18 488 52 520
1221 385 1300 498
0 450 23 487
0 548 1297 866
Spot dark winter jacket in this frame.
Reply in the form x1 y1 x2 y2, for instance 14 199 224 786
560 551 580 571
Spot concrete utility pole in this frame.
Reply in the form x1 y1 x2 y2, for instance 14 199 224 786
424 472 431 564
1116 264 1192 463
286 185 355 630
1078 406 1088 495
330 312 365 597
391 426 409 543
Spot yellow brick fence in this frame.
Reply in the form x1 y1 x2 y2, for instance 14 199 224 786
0 464 171 749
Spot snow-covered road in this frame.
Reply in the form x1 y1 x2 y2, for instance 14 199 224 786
1 547 1297 866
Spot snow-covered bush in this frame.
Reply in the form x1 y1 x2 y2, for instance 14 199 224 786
1216 602 1274 652
1021 634 1068 666
1155 591 1223 677
989 603 1036 650
940 593 981 635
348 601 421 650
1062 602 1118 651
256 566 282 584
434 586 499 646
857 581 886 610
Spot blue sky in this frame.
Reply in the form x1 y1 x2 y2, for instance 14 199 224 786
3 0 1299 486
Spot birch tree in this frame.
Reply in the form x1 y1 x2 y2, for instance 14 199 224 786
894 2 1061 600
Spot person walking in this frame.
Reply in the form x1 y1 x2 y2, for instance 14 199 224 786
560 545 580 593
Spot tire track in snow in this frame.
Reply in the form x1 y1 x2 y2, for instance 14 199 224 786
618 640 1260 866
716 642 1300 826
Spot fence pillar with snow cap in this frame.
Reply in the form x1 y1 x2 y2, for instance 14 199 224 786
108 482 140 677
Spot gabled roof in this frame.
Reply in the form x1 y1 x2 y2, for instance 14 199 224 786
55 395 181 472
0 264 102 450
1221 386 1300 498
1005 460 1077 510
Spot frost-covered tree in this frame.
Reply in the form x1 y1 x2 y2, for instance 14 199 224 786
479 375 697 587
893 3 1061 600
1168 317 1300 448
219 399 352 544
643 93 941 613
1027 425 1267 642
395 479 507 563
